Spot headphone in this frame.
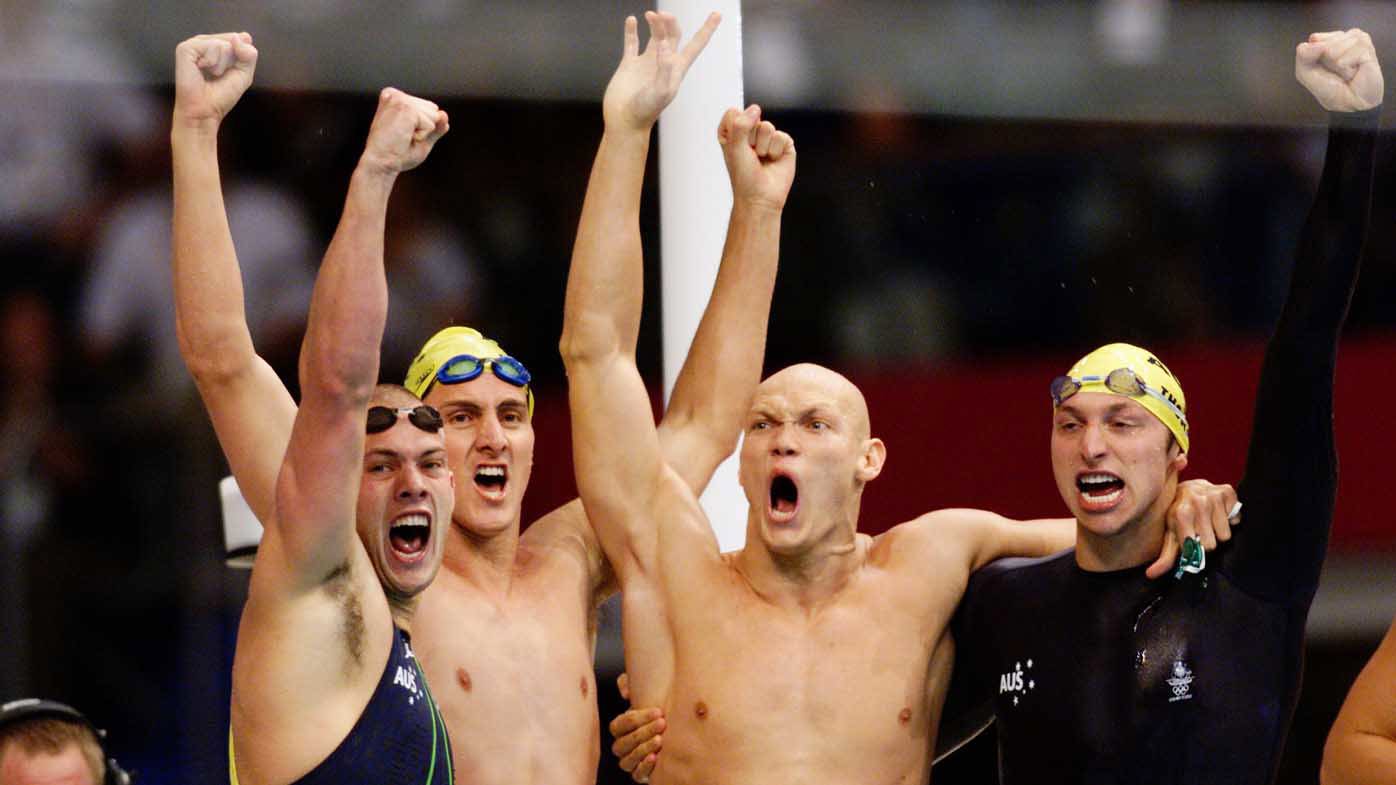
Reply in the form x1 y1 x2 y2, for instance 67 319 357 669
0 698 132 785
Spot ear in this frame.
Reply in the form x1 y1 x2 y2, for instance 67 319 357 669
856 437 886 482
1169 448 1188 476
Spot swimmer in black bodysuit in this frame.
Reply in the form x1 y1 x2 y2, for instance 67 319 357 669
948 28 1382 785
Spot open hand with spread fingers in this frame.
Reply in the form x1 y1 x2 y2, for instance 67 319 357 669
603 10 721 134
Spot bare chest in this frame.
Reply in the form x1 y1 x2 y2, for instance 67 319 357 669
658 585 943 783
411 569 601 785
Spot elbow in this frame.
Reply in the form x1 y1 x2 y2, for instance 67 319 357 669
559 312 619 370
176 318 256 387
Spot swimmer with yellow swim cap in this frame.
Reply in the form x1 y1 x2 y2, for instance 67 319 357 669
1048 342 1201 572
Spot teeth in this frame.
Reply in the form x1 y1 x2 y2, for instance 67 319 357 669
476 466 505 477
1079 473 1118 487
1085 487 1124 503
393 514 429 529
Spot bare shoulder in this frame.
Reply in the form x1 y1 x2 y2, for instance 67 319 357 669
521 497 591 550
872 509 1006 563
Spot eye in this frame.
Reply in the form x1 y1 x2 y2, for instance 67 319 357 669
1055 420 1080 433
448 411 474 426
501 410 523 425
809 420 829 431
750 421 770 432
367 462 393 474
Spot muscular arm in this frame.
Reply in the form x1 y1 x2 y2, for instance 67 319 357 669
171 33 295 523
658 190 782 493
272 90 448 582
559 13 733 582
1226 34 1381 603
1322 613 1396 784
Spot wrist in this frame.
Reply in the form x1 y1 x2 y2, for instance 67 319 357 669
731 197 785 218
354 152 402 183
171 112 222 139
601 121 655 146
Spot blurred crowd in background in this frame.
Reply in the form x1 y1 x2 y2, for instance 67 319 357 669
3 2 1396 782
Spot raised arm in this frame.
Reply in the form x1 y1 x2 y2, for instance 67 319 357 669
271 90 448 582
171 33 296 523
558 12 720 581
658 104 794 491
1322 612 1396 784
1226 29 1381 603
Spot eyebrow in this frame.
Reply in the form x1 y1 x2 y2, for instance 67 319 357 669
1058 402 1141 419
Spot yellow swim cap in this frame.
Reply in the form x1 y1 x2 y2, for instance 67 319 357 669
404 326 534 416
1055 343 1189 453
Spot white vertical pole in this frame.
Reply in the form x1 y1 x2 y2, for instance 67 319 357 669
657 0 747 552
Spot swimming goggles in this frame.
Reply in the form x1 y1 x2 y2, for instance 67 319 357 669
435 353 532 388
1049 367 1187 427
366 405 444 434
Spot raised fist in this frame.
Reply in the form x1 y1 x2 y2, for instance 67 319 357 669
359 88 450 176
173 32 258 128
718 105 796 212
1296 29 1383 112
602 11 721 133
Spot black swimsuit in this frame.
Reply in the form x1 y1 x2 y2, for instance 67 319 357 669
946 108 1379 785
233 625 453 785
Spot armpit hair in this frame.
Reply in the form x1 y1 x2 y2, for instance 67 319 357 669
323 560 365 668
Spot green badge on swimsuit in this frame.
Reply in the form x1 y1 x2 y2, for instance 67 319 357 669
1173 535 1205 579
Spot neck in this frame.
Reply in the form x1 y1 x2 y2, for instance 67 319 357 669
440 516 522 596
388 594 418 633
735 516 863 611
1074 498 1171 572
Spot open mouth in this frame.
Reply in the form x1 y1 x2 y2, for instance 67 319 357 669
1076 472 1125 510
769 474 799 522
474 465 507 499
390 513 431 558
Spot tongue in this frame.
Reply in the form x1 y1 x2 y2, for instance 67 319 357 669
771 477 798 513
391 528 428 555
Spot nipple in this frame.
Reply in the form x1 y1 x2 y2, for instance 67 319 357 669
694 701 709 719
457 667 472 692
899 707 912 725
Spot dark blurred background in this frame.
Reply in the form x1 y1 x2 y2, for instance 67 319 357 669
2 0 1395 782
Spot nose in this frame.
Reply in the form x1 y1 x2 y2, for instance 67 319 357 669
1079 422 1108 462
474 411 507 453
770 424 798 456
397 464 430 501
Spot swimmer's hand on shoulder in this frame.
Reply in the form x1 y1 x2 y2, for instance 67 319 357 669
1146 479 1240 580
611 672 665 783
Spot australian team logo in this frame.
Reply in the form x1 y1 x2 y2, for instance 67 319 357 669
998 659 1036 707
1166 660 1195 703
394 638 424 705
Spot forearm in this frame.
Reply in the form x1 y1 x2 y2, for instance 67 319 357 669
1321 734 1396 785
661 200 781 486
1272 108 1379 346
1231 109 1378 600
559 127 651 366
299 163 394 404
1322 618 1396 785
171 123 258 381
